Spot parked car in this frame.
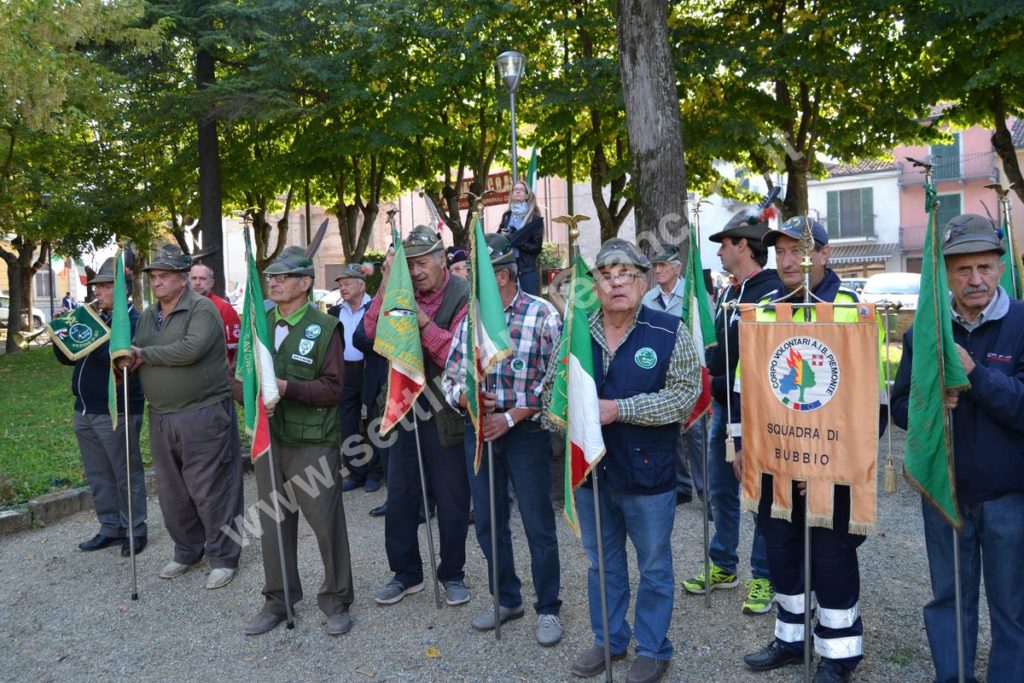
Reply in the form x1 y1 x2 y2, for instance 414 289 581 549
860 272 921 310
841 278 868 294
0 295 46 329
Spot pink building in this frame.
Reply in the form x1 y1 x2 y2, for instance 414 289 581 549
896 120 1024 273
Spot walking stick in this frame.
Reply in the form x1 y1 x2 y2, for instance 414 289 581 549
413 414 443 609
487 438 501 639
122 365 139 601
592 469 613 683
264 444 295 629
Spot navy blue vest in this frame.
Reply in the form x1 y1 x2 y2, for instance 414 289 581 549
592 306 680 495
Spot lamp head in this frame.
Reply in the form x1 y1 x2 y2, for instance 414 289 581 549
496 51 526 94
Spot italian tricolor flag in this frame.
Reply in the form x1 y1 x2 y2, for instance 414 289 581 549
680 223 716 429
547 259 605 534
466 218 512 473
236 228 280 460
374 228 426 434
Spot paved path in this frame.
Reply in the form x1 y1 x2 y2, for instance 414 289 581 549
0 438 984 681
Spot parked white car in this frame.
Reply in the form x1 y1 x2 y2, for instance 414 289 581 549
0 295 46 329
860 272 921 311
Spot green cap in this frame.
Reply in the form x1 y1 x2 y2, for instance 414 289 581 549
403 225 444 257
264 246 315 277
334 263 367 283
593 238 650 272
144 245 192 272
88 257 117 284
484 233 516 267
942 214 1005 256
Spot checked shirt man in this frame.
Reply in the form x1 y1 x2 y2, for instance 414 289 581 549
443 233 564 647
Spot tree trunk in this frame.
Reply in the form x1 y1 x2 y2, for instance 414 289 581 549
1 248 22 354
616 0 688 258
991 89 1024 208
195 46 224 295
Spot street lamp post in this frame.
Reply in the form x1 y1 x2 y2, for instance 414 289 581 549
40 192 54 322
496 51 526 181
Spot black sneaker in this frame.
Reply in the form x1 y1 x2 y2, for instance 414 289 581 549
743 640 803 671
813 659 852 683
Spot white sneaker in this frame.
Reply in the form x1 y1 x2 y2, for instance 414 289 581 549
206 567 237 589
159 560 198 579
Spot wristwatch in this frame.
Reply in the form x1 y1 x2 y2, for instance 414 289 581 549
504 412 515 429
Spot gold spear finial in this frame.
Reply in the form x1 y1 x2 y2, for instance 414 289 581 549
552 214 591 242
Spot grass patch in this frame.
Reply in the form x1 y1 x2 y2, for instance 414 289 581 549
0 347 152 506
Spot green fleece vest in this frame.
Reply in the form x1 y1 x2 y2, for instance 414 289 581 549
270 306 340 446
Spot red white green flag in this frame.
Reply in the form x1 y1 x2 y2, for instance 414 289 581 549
680 225 716 429
466 217 512 473
547 258 605 534
374 228 426 434
236 229 280 460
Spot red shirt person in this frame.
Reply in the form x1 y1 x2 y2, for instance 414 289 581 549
190 263 241 364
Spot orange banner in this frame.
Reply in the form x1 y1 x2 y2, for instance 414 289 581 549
738 302 879 534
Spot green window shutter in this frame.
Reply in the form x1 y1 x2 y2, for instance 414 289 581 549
860 187 874 237
826 191 839 237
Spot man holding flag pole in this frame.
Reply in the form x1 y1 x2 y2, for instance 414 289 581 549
548 236 700 683
443 227 564 646
232 238 354 637
364 225 472 609
892 211 1024 682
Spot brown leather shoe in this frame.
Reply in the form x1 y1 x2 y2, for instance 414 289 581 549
244 611 285 636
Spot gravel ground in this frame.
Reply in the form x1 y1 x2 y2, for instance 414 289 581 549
0 430 989 682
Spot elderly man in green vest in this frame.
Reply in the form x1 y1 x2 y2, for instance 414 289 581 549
362 225 472 608
238 246 354 637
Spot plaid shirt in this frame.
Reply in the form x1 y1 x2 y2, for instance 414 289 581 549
444 288 562 413
589 308 701 426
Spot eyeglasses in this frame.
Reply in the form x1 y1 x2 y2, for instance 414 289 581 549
595 272 644 285
265 274 303 283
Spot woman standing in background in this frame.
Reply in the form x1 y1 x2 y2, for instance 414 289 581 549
497 180 544 295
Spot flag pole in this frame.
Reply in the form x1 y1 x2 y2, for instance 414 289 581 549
691 198 712 610
122 365 138 601
798 221 815 683
947 412 965 683
487 437 501 639
264 444 295 629
413 414 443 609
592 469 613 683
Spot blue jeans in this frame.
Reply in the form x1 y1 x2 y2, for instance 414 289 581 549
922 493 1024 683
576 484 676 660
464 421 561 615
675 415 706 499
707 400 769 578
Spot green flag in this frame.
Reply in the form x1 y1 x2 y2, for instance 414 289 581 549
236 229 280 460
374 228 426 434
466 217 513 473
525 147 539 193
547 258 604 534
108 250 132 429
998 219 1023 299
904 184 970 528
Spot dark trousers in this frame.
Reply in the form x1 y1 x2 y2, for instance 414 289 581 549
255 441 354 617
74 412 147 537
339 362 382 483
464 420 561 615
519 269 539 296
149 398 243 569
385 416 469 586
758 479 865 670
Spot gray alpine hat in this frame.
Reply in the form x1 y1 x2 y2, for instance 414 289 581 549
942 214 1005 256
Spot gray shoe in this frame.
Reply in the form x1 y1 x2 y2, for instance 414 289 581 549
626 656 669 683
443 579 470 606
244 610 285 636
373 578 424 605
536 614 563 646
471 604 525 631
159 559 199 579
325 612 352 636
571 645 628 678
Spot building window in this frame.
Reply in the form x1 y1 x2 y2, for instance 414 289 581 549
826 188 874 238
931 133 961 181
935 193 962 229
34 267 53 299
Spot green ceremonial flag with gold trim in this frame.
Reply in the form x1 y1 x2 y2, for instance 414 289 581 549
108 250 133 429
